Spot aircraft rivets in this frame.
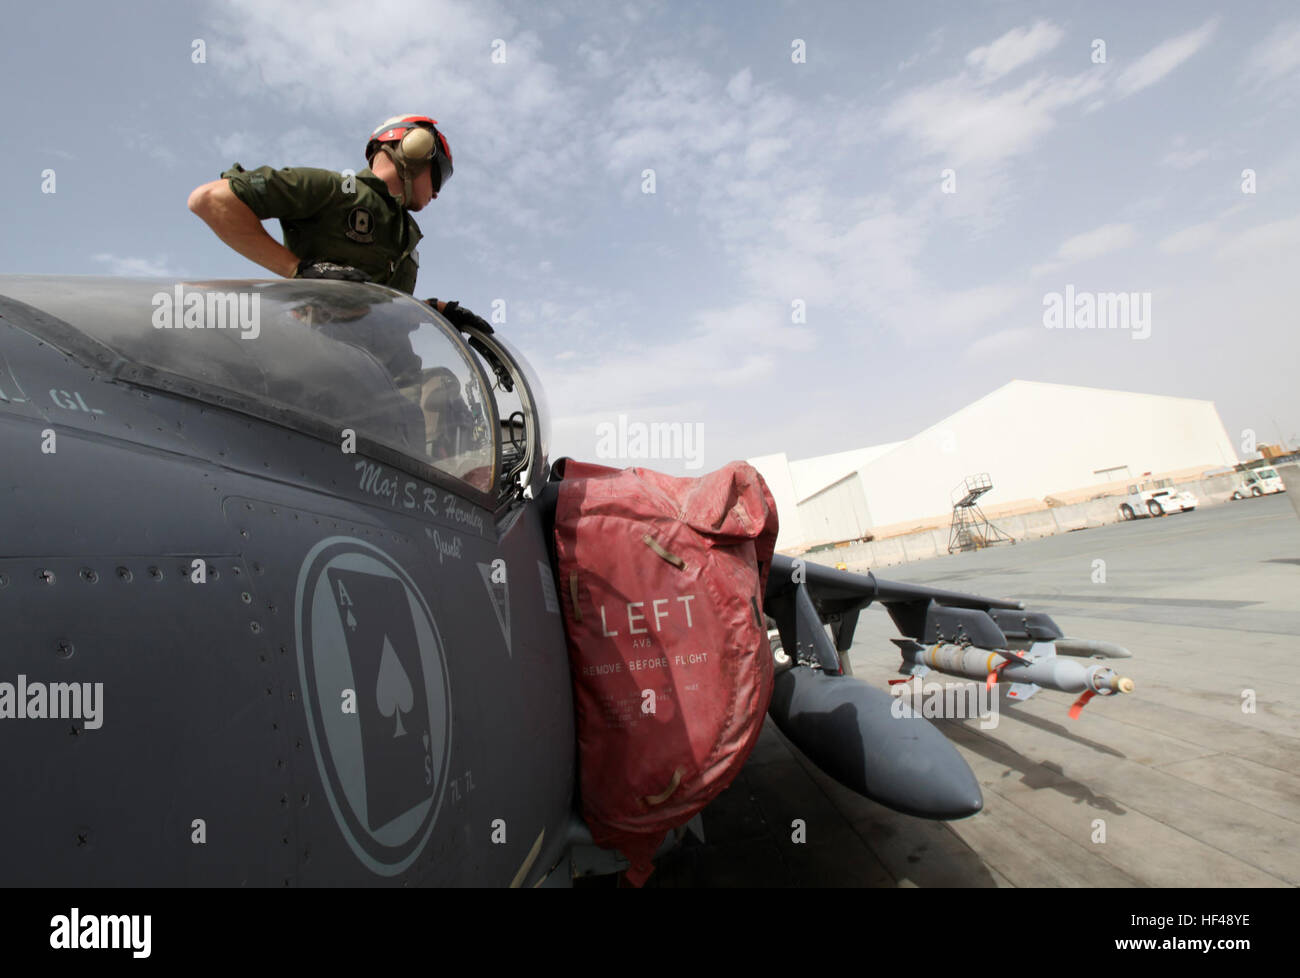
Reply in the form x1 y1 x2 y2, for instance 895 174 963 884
288 690 297 703
241 592 252 604
116 567 131 582
79 567 98 583
0 573 8 589
240 529 249 538
148 566 162 581
37 569 55 584
56 640 74 658
252 562 263 574
75 830 90 848
250 621 261 634
265 687 273 697
275 759 285 770
301 793 310 806
280 794 289 808
244 502 253 511
295 737 303 750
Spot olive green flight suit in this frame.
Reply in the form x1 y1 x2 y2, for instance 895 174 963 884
221 164 422 294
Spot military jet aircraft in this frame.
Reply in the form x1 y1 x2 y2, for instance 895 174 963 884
0 276 1131 886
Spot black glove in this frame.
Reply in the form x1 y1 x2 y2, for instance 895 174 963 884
428 298 493 334
295 260 369 282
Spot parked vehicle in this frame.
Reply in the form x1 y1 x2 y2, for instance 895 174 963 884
1231 466 1286 499
1119 479 1197 520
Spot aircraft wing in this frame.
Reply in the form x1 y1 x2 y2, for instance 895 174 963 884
762 553 1133 821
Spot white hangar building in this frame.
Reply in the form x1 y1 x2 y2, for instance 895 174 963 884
749 380 1239 553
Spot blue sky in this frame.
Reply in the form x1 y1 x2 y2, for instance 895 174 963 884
3 0 1298 471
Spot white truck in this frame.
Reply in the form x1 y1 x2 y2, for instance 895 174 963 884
1118 478 1197 520
1231 466 1286 498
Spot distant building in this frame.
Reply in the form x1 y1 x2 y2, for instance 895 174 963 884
750 380 1238 552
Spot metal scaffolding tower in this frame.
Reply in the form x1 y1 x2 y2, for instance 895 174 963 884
948 473 1014 553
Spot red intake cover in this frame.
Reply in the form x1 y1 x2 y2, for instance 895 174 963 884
553 460 778 885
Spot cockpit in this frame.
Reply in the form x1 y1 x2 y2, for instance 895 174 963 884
0 277 550 505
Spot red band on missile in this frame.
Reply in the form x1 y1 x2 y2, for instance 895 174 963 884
986 657 1011 691
1069 689 1097 720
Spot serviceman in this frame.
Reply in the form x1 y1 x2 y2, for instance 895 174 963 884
187 114 490 332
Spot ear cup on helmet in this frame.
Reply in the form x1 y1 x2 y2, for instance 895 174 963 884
400 127 435 160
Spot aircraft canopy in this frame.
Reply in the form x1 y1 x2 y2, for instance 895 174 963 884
0 277 499 496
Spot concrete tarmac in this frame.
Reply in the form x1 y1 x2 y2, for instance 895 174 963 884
645 493 1300 887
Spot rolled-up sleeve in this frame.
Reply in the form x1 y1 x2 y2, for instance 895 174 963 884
220 164 340 221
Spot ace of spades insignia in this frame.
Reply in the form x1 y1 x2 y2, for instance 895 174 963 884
328 568 434 831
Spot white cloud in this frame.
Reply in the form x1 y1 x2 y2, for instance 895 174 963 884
1162 147 1210 169
1057 223 1138 262
214 131 257 160
1215 214 1300 261
577 40 616 79
1241 21 1300 85
726 67 753 103
1114 19 1218 98
1029 223 1138 277
897 29 945 73
965 21 1064 82
883 69 1102 168
600 57 796 187
92 253 181 277
1158 222 1217 255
